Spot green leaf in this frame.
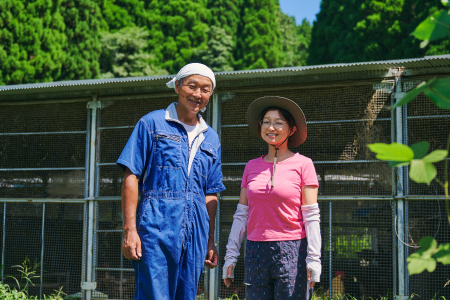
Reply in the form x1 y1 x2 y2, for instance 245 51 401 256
410 141 430 159
389 161 411 167
407 254 436 274
434 243 450 264
423 150 448 163
443 0 450 7
410 159 437 184
418 236 438 255
395 77 450 110
412 10 450 46
368 143 414 161
423 77 450 109
420 39 430 48
407 237 439 274
393 79 434 109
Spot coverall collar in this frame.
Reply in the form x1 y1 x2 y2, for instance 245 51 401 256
165 102 209 133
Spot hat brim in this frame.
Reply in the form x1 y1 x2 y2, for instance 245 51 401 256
247 96 307 147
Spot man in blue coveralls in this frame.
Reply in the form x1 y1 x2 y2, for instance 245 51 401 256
117 63 226 299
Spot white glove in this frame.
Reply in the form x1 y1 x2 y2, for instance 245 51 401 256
223 204 248 279
302 203 322 282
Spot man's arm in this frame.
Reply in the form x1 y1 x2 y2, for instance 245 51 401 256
204 193 219 269
121 168 142 260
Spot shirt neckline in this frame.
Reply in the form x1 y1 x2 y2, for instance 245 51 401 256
260 153 299 164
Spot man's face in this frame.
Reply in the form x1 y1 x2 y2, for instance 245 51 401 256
175 75 213 115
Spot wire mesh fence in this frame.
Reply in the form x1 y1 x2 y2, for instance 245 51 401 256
0 100 88 299
407 199 450 299
0 73 449 299
0 202 85 298
401 77 450 298
0 102 87 199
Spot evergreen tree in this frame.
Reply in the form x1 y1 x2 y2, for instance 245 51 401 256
102 0 138 29
275 12 311 67
234 0 284 70
59 0 107 80
0 0 106 85
0 0 67 84
99 27 169 78
308 0 449 65
296 19 313 66
208 0 310 69
194 26 234 72
143 0 212 74
207 0 242 46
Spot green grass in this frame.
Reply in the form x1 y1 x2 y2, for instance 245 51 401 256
1 258 66 300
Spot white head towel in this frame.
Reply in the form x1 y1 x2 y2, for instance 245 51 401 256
166 63 216 91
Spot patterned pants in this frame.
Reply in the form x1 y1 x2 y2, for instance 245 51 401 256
245 239 310 300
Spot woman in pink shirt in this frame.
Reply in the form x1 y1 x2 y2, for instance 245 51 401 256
223 96 321 300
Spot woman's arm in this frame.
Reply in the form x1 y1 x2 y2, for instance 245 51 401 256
302 185 318 205
239 187 248 205
301 185 321 288
223 188 248 287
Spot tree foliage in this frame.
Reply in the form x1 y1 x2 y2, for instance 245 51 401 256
193 26 234 72
233 0 281 69
0 0 311 85
99 27 168 78
276 12 311 67
0 0 106 85
207 0 311 70
308 0 450 65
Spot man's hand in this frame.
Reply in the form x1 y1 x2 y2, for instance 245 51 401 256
122 229 142 260
205 194 219 269
204 239 219 269
121 168 141 260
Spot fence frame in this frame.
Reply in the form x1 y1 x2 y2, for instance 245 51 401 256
2 56 450 299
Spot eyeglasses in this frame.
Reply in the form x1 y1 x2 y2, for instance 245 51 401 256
259 120 287 129
183 84 212 95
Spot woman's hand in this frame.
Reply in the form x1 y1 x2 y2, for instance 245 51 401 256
307 269 316 288
223 265 234 287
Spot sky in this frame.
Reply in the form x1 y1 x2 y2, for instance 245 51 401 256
278 0 322 24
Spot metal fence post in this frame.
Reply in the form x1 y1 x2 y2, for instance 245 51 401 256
209 92 220 300
329 201 333 297
81 108 91 299
1 203 5 284
393 73 408 299
39 204 46 299
83 96 101 300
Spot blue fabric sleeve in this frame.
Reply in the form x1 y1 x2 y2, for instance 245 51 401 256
116 119 153 178
206 144 226 194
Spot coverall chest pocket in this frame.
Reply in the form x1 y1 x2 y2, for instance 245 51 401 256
194 143 216 184
154 132 182 168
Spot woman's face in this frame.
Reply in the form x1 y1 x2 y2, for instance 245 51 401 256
260 110 295 146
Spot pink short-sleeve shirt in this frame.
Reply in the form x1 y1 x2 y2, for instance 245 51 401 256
241 153 319 241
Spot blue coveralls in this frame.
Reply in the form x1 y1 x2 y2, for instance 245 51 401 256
117 103 225 300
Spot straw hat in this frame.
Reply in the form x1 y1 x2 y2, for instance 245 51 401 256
247 96 307 147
